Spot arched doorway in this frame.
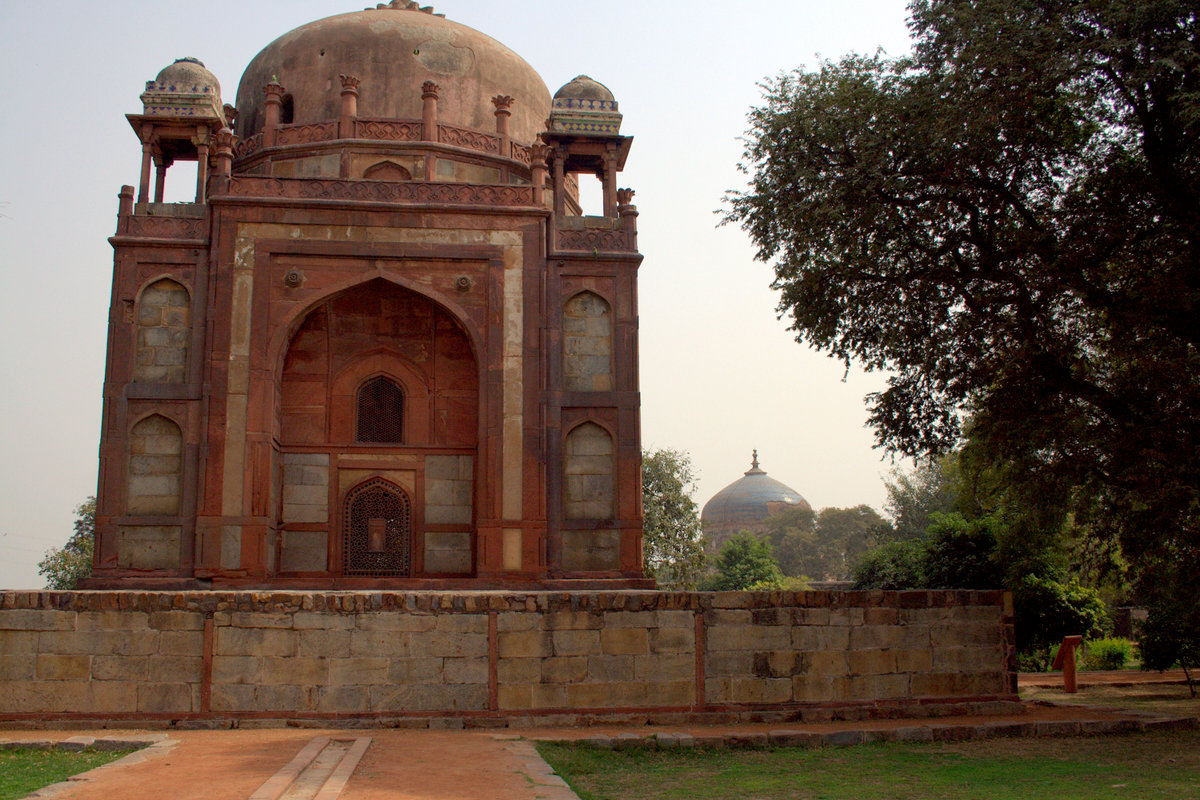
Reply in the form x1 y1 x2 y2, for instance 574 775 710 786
276 277 480 580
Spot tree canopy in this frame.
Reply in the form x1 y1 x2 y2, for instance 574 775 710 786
726 0 1199 619
706 532 784 591
641 448 706 589
38 497 95 590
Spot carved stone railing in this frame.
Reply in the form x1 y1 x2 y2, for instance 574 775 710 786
553 217 636 253
355 119 422 142
273 121 338 147
232 117 521 162
123 214 206 240
222 176 536 206
436 122 501 154
233 132 263 158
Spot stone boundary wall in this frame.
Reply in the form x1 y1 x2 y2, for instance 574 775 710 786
0 590 1017 727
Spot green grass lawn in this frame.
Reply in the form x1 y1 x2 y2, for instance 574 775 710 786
537 728 1200 800
0 747 135 800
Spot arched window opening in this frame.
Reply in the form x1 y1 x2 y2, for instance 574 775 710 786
342 478 411 576
280 93 295 125
363 161 412 181
357 376 404 443
563 421 614 519
563 291 613 391
127 414 183 515
134 278 190 384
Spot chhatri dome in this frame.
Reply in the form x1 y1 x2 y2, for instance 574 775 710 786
701 451 812 550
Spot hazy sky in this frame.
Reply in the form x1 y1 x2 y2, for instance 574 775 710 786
0 0 915 589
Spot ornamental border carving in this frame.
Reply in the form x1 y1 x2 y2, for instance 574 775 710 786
224 176 535 206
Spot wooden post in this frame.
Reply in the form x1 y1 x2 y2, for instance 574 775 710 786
1052 635 1084 693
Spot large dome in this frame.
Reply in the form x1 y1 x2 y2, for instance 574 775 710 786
701 453 811 544
235 3 551 142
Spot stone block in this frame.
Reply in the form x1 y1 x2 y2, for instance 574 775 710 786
255 684 305 713
541 656 587 684
545 610 602 630
600 611 656 629
849 625 903 650
386 657 443 684
0 631 39 651
727 676 792 704
656 610 696 629
215 627 296 657
39 630 160 656
0 609 74 632
117 526 181 569
552 629 601 656
496 612 540 632
498 630 552 658
315 685 370 713
649 626 694 653
211 656 261 685
560 530 619 570
847 649 896 676
293 613 355 630
148 611 205 631
601 628 648 655
329 657 390 686
706 650 752 676
791 607 831 626
435 614 488 634
230 612 293 629
261 656 328 685
145 656 202 683
423 531 472 571
280 531 329 569
498 684 533 710
496 658 539 685
586 655 634 682
77 611 150 631
894 648 934 673
92 655 148 682
35 654 91 681
421 632 488 658
206 683 255 713
138 683 195 713
443 657 488 685
0 655 35 681
350 630 414 657
357 613 437 632
803 650 848 676
793 625 851 651
707 624 791 652
635 654 692 681
298 629 352 657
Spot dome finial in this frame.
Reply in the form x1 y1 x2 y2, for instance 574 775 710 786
745 450 765 475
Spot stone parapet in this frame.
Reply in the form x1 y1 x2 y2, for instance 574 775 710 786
0 590 1015 726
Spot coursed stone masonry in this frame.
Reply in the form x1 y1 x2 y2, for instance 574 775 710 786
0 590 1016 725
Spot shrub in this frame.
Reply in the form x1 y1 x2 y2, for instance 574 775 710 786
1011 574 1108 653
1082 637 1134 671
851 540 927 589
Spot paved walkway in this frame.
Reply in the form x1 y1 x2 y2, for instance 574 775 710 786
1018 668 1189 688
5 671 1194 800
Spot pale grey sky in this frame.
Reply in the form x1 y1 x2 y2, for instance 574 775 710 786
0 0 914 588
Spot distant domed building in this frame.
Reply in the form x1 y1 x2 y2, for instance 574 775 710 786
701 451 811 550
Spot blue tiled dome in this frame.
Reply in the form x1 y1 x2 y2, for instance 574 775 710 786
701 452 810 541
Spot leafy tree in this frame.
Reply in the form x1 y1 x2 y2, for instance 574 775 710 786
641 449 706 589
725 0 1200 644
852 540 927 590
922 512 1004 589
884 459 958 541
706 533 783 591
38 497 95 590
764 505 889 580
